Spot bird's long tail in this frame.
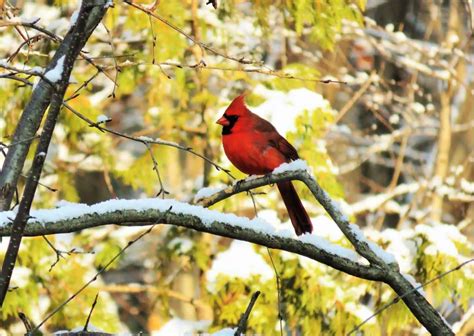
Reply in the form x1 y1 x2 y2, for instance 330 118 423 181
277 181 313 236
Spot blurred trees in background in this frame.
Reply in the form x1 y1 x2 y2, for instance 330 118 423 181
0 0 473 334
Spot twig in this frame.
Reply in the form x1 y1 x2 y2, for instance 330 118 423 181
3 6 30 45
348 258 474 335
42 236 66 271
0 62 55 86
42 236 92 272
0 73 33 86
123 0 259 66
144 142 169 198
387 134 408 190
62 101 234 179
7 34 44 62
0 135 41 149
100 284 209 308
148 15 156 65
68 69 102 99
101 21 119 98
267 249 284 336
246 186 283 336
234 291 261 336
334 72 375 124
18 312 34 333
112 60 347 84
102 164 117 198
431 84 452 221
83 293 100 331
11 19 117 83
19 173 57 192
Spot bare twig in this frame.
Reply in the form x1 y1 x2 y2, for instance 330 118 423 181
8 19 117 83
18 312 34 333
245 189 283 336
431 85 452 221
0 62 55 86
20 173 57 193
101 284 209 308
267 249 284 336
112 60 347 84
7 34 44 62
42 236 92 272
0 73 33 86
0 135 41 149
83 293 100 331
234 291 261 336
334 72 375 124
101 21 119 98
144 142 168 198
244 176 283 336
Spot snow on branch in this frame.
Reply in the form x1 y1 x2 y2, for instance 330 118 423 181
197 162 396 268
44 55 65 83
0 165 453 333
0 197 381 281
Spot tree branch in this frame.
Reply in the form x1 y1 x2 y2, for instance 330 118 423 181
0 0 110 306
197 168 394 268
0 200 382 281
234 291 260 336
0 168 453 333
0 91 63 305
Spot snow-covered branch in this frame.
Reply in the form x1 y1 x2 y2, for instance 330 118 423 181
0 197 381 281
0 165 455 334
197 162 396 268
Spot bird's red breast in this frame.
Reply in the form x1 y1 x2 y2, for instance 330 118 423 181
216 94 297 175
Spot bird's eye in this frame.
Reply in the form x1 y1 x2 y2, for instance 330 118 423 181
226 115 239 122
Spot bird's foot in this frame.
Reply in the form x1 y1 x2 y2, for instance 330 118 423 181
234 178 246 189
263 172 273 179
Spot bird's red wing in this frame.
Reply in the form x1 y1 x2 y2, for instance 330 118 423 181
266 134 299 161
253 114 278 133
252 114 299 161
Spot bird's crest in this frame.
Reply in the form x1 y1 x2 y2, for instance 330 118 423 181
225 93 249 116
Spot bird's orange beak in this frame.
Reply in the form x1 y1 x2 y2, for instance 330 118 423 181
216 116 229 126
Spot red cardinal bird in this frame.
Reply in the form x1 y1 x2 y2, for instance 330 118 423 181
216 94 313 236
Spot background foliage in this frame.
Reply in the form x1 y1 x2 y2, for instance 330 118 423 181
0 0 473 334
